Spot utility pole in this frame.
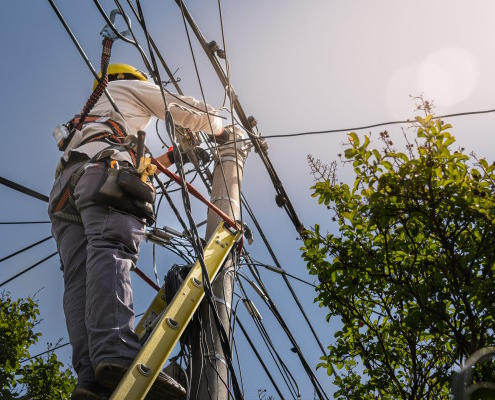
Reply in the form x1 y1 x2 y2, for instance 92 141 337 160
190 127 249 399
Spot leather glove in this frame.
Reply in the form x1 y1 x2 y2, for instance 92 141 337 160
167 146 210 165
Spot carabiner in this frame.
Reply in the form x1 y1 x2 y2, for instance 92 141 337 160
100 9 131 40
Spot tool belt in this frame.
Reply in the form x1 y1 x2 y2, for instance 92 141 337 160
51 145 156 226
92 159 156 224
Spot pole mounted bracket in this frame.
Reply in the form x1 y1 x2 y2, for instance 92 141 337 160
100 9 131 40
208 40 226 59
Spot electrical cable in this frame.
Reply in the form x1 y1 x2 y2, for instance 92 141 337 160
0 221 51 225
41 3 327 397
241 193 328 357
242 254 330 399
20 342 71 364
244 260 317 288
20 312 147 364
236 276 300 399
234 315 285 400
0 176 48 203
0 236 53 264
171 12 248 396
177 0 237 221
175 0 305 245
262 107 495 139
115 0 227 118
134 3 244 397
152 192 165 286
47 0 122 115
0 252 58 288
229 297 245 397
124 0 184 95
215 0 245 231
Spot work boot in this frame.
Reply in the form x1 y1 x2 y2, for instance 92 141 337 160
95 357 186 400
71 382 112 399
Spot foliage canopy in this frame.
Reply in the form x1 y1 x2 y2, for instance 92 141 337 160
0 292 76 399
302 114 495 399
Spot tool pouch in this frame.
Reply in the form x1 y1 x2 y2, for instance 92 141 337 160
92 163 156 225
117 167 156 204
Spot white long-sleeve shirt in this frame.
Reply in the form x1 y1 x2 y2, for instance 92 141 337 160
62 79 223 163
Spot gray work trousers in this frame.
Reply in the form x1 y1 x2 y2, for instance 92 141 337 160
48 161 144 385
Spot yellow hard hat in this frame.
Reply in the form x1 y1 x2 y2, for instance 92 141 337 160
93 63 148 90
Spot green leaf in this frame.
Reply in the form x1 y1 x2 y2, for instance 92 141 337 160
348 132 360 146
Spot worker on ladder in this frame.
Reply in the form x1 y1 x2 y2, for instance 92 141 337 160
48 63 225 399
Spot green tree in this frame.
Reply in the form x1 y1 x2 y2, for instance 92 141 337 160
0 292 76 399
302 108 495 399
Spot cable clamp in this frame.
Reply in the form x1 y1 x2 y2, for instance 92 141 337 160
207 351 227 367
213 295 231 311
218 155 240 163
243 299 262 321
210 196 240 210
100 9 131 40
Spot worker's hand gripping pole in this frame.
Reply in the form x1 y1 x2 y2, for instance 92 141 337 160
136 130 156 182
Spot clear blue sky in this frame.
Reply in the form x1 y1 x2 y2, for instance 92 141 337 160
2 1 495 399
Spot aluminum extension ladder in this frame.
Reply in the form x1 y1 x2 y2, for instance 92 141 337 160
110 222 241 399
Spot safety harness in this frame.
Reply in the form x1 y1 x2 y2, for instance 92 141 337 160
50 32 140 225
51 109 142 223
69 115 137 166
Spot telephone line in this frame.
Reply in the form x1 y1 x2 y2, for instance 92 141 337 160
0 236 53 264
0 252 58 288
263 106 495 139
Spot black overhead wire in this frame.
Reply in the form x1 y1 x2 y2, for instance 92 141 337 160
0 221 51 225
229 297 245 397
0 252 58 289
124 0 184 95
245 263 330 399
215 0 245 230
20 311 147 364
152 192 165 286
236 276 301 399
241 192 328 357
176 4 249 393
261 107 495 139
40 2 323 396
155 171 190 237
95 0 202 278
155 119 170 148
241 253 330 399
0 236 53 264
92 0 154 78
0 176 49 203
20 342 71 364
176 0 237 223
116 0 229 119
174 0 304 235
128 0 218 192
245 259 317 288
133 2 244 398
47 0 122 115
234 316 285 400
